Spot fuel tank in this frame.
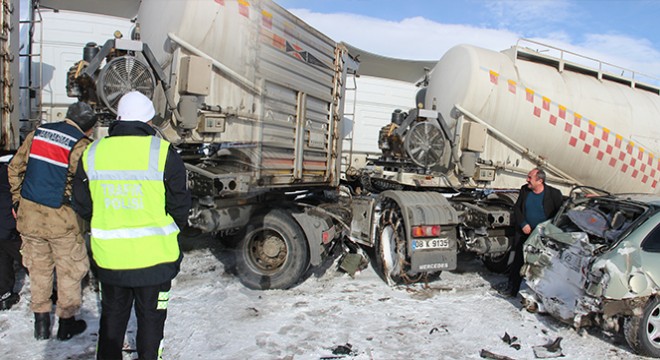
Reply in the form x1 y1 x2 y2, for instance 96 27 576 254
425 41 660 194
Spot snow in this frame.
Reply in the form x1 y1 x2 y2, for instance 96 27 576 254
0 235 645 359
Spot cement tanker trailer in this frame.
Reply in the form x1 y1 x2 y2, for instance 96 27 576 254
64 0 359 290
346 39 660 284
426 40 660 193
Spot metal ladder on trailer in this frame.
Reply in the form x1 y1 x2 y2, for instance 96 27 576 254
340 69 358 180
18 2 43 135
0 0 22 149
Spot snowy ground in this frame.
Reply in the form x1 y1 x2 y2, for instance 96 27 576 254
0 234 646 360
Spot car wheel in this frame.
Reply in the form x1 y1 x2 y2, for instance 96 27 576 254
624 296 660 357
236 210 309 290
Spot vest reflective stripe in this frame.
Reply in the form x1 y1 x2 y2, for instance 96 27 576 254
92 222 179 240
86 137 164 181
84 135 179 270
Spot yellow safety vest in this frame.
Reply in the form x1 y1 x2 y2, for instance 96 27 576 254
82 136 180 270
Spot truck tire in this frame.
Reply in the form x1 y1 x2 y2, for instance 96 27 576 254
482 252 511 274
375 199 425 285
624 296 660 357
375 206 405 285
236 209 310 290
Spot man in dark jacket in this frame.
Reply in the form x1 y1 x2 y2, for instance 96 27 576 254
504 167 563 297
0 151 22 310
72 91 191 360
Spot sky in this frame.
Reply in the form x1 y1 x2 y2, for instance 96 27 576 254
276 0 660 80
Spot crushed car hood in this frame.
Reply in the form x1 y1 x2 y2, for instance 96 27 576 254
522 221 602 324
522 202 660 327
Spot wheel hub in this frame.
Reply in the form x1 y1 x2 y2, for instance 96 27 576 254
646 303 660 349
249 230 287 270
262 236 284 258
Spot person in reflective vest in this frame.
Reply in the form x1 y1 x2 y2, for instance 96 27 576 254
73 91 191 360
7 102 98 340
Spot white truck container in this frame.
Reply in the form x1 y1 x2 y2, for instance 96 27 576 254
343 75 419 171
36 10 132 123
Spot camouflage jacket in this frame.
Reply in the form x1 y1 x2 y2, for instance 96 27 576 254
8 119 91 238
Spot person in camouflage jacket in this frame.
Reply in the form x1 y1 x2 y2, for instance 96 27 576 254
8 102 97 341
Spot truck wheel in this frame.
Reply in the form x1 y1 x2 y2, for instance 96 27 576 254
624 296 660 357
236 210 309 290
375 199 424 285
482 252 511 274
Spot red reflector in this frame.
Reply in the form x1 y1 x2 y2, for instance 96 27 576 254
411 225 441 238
322 230 330 244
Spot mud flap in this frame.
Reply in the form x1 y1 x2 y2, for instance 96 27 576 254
411 248 457 272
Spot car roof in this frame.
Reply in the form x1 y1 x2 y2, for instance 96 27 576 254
611 193 660 207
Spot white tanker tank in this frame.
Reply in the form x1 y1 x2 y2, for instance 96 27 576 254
424 39 660 194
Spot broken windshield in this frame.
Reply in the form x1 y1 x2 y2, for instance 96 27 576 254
554 197 646 246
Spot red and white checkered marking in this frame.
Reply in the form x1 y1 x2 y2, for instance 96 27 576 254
487 68 659 190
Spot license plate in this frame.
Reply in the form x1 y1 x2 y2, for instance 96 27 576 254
413 238 450 250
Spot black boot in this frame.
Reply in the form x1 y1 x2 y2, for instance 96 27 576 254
0 292 19 310
56 317 87 341
34 312 51 340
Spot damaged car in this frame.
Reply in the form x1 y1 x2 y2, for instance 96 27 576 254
520 187 660 357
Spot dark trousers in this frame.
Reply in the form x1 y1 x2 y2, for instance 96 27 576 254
508 231 529 294
97 281 171 360
0 234 22 294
